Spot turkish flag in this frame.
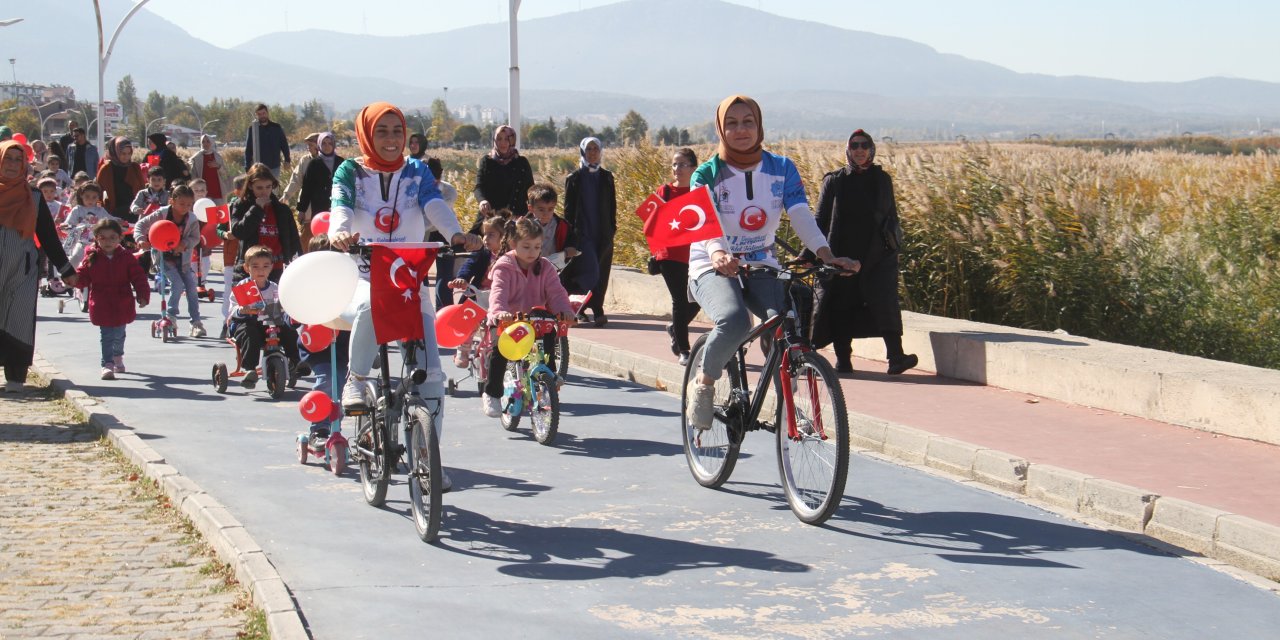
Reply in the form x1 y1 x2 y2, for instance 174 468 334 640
370 243 439 344
142 203 160 218
642 185 722 252
232 280 263 306
210 203 230 224
633 193 664 222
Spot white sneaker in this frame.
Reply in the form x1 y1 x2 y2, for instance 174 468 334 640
688 383 717 431
189 322 206 338
481 394 502 418
100 367 115 380
342 376 370 411
4 381 23 393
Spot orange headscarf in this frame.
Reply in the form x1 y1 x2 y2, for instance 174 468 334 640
715 95 764 170
0 140 36 240
356 102 407 174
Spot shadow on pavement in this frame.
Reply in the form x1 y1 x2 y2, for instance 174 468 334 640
75 373 226 402
560 402 678 419
438 506 810 580
551 431 685 459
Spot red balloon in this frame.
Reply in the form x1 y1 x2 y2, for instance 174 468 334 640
310 211 331 237
299 324 336 353
12 133 27 144
328 403 342 422
148 219 181 251
435 298 485 348
298 390 334 423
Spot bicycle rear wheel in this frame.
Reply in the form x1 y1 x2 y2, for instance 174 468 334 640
407 406 442 542
530 371 560 445
356 411 390 506
681 335 742 488
776 350 849 525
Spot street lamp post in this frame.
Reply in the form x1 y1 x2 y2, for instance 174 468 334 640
202 119 220 139
93 0 152 155
145 116 166 136
508 0 521 142
172 103 203 135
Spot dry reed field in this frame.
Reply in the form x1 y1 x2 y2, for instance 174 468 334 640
321 141 1280 370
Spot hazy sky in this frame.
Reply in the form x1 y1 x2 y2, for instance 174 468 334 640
138 0 1279 84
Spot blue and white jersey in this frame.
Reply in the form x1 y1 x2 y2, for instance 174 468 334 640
329 156 463 248
687 150 828 279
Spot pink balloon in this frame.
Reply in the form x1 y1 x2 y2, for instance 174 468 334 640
298 390 333 423
299 324 336 353
310 211 331 237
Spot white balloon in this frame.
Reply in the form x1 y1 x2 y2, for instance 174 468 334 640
279 252 359 325
193 197 216 223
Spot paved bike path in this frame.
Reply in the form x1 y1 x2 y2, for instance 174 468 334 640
31 292 1280 638
571 314 1280 530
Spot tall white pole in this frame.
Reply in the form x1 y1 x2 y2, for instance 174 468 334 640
95 0 151 154
508 0 521 143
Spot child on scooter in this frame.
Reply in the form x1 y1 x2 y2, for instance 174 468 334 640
74 219 150 380
134 183 206 338
296 235 351 438
479 217 576 417
229 245 300 389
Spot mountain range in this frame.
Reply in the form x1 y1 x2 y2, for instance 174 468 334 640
9 0 1279 139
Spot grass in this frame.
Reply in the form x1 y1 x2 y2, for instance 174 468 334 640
326 139 1280 370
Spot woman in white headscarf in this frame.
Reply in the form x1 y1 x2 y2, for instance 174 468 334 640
188 135 231 204
297 132 343 226
562 136 616 326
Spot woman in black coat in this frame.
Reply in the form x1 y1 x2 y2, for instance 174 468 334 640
562 136 617 326
296 132 342 220
471 125 533 232
810 129 917 375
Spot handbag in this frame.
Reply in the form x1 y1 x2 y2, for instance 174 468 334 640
646 255 661 275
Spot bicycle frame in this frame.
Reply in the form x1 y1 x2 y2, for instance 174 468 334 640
722 268 831 443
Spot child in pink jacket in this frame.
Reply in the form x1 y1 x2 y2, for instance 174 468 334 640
480 217 576 417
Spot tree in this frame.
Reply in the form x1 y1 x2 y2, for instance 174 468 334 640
557 119 594 148
429 98 453 145
116 75 138 133
145 90 166 119
0 100 39 141
597 126 619 147
453 124 482 147
618 110 648 146
679 128 692 145
525 123 556 148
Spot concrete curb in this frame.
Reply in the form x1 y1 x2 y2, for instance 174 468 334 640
567 335 1280 584
31 354 312 640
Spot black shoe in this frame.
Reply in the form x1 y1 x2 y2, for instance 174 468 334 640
836 359 853 374
293 362 312 379
887 354 919 375
308 424 330 442
240 370 259 389
593 312 607 327
665 323 679 356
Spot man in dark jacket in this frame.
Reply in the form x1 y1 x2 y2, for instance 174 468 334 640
243 104 291 179
64 127 99 177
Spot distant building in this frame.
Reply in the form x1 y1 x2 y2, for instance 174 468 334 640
157 122 202 147
480 107 505 126
0 82 74 104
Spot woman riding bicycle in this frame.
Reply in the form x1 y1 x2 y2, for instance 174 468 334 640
327 102 481 430
685 95 859 431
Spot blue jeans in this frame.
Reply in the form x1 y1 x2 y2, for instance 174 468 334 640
688 270 786 381
162 258 201 323
99 325 126 366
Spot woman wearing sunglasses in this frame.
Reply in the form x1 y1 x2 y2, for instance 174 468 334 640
809 129 917 376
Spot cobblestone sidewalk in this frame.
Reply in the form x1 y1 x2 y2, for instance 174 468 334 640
0 379 264 640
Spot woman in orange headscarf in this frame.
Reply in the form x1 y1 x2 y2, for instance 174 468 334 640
0 140 77 392
682 95 858 431
326 103 480 490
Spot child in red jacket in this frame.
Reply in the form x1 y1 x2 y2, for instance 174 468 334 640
75 218 151 380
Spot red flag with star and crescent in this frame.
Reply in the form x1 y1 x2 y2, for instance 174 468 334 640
232 280 263 307
641 185 723 252
370 243 439 344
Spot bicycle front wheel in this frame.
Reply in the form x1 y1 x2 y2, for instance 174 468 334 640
776 350 849 525
681 335 742 488
356 411 389 506
407 406 442 542
530 371 560 445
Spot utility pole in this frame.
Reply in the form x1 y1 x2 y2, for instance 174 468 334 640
94 0 152 153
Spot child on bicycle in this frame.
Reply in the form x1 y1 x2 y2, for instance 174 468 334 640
228 245 300 388
62 181 112 267
74 219 150 380
479 217 576 417
448 215 505 367
129 165 169 219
